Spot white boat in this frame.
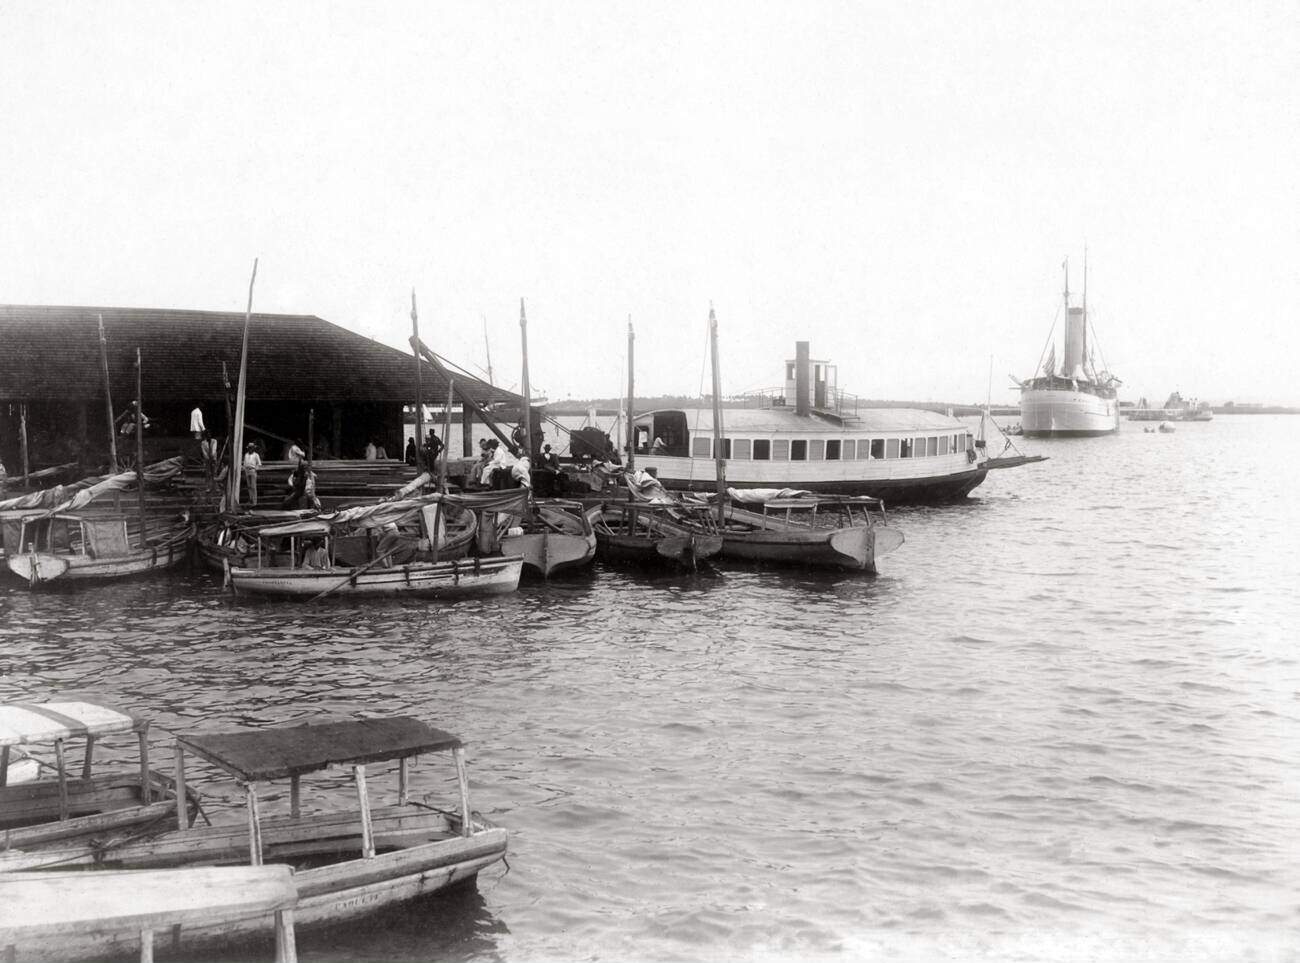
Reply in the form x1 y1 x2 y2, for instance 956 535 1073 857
227 492 522 598
1128 392 1213 422
0 865 299 963
1 700 196 851
630 342 987 504
1017 258 1121 437
1 459 192 586
498 498 597 578
0 717 507 958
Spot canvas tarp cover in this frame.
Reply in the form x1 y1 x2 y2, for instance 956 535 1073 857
178 717 463 781
0 701 144 748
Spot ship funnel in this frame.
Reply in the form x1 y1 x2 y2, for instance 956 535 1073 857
795 341 811 417
1063 306 1086 380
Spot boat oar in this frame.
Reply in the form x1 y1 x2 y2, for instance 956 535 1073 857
306 553 391 603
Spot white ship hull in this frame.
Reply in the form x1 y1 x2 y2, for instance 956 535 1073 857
1020 388 1119 437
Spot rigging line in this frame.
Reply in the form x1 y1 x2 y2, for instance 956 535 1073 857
1088 318 1112 377
1034 304 1063 374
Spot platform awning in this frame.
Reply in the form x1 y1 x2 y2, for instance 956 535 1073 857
0 701 145 748
177 717 463 781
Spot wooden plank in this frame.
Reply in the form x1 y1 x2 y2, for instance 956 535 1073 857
453 747 472 838
53 738 68 821
174 744 187 833
246 784 263 866
355 766 374 859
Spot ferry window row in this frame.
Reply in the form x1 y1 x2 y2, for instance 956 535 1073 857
686 433 972 460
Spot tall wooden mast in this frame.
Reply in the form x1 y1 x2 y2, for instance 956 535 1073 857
625 318 635 473
708 306 726 525
228 258 258 509
134 348 147 541
411 290 424 470
518 298 532 458
97 314 119 473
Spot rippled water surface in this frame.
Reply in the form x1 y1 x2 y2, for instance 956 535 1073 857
3 415 1299 962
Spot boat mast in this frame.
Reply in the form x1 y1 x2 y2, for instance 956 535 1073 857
228 258 258 510
483 313 494 386
518 299 532 459
626 318 635 473
97 314 119 473
411 290 424 471
1082 246 1089 380
134 348 147 542
708 306 726 525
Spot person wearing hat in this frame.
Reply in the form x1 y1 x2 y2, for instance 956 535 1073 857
242 442 263 505
539 443 560 471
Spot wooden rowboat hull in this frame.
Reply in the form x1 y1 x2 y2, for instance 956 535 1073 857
500 531 597 578
1 826 507 962
595 532 723 568
229 555 523 597
0 772 196 851
6 544 190 584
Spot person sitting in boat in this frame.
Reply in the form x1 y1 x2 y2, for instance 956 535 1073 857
303 539 330 570
364 439 378 460
650 434 667 454
115 401 151 435
285 439 306 464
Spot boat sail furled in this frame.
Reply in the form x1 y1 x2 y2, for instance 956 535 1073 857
1018 256 1121 437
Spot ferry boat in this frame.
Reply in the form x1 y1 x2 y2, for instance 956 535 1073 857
1016 259 1121 437
629 343 987 504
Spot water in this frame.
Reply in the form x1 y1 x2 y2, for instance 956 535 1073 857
3 415 1299 962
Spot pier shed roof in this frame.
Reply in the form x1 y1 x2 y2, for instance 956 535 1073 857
0 304 518 407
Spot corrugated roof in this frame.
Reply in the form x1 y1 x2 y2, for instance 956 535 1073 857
0 305 518 406
637 406 965 434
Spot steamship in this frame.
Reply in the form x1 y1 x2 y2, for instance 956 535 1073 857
629 343 988 505
1017 260 1121 437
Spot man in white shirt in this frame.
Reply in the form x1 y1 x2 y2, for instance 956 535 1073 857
190 406 205 439
242 444 262 505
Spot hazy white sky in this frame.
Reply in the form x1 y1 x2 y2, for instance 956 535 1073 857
1 2 1295 405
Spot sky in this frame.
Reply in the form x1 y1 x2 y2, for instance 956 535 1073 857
1 2 1295 406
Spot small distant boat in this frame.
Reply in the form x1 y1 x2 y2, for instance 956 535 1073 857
1 699 196 852
2 459 192 587
588 501 723 569
1157 422 1176 433
227 492 520 598
0 716 507 956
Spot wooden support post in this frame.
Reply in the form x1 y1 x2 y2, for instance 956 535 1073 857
134 349 148 542
307 408 315 463
54 738 69 821
275 908 298 963
139 928 154 963
246 784 263 865
354 765 375 858
139 727 151 804
398 757 410 806
19 403 29 487
453 747 472 838
290 774 300 818
82 735 95 781
461 401 473 457
173 744 188 832
0 746 8 787
411 290 424 471
98 313 119 472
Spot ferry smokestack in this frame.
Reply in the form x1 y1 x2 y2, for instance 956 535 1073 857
1064 306 1086 380
795 341 811 417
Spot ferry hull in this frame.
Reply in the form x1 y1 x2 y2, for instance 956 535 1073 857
1019 388 1119 437
644 462 987 504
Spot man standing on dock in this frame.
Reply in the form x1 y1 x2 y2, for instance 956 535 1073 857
190 404 205 440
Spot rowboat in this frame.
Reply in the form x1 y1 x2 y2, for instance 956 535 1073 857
1 700 196 851
715 492 904 573
0 865 299 963
587 501 723 569
498 498 597 578
227 493 519 598
0 717 508 955
1 459 192 586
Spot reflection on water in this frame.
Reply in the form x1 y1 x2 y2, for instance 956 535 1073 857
3 416 1300 961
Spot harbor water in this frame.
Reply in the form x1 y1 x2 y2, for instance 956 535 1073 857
2 415 1298 961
